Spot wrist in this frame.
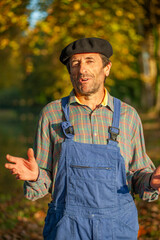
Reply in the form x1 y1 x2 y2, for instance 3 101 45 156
31 167 40 182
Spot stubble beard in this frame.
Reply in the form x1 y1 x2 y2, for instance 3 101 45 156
71 73 105 97
71 77 106 97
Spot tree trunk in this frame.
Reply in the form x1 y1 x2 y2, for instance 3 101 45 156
155 25 160 114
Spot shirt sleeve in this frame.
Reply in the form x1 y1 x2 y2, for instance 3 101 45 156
129 112 159 202
24 109 53 201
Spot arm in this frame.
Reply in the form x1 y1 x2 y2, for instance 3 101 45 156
5 108 53 201
24 109 53 201
129 112 159 201
24 167 52 201
5 148 52 201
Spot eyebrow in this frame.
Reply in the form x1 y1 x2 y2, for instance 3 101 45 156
85 57 95 60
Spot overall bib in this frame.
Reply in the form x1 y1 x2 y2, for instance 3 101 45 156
43 97 139 240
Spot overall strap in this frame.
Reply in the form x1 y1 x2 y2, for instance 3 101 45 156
61 96 70 122
108 97 121 143
61 96 74 139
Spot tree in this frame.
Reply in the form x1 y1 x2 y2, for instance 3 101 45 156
0 0 30 106
22 0 144 105
1 0 159 109
137 0 160 113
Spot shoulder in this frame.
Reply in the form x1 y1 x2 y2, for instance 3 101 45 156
121 100 139 117
38 99 63 123
120 100 142 129
116 99 144 142
42 99 62 114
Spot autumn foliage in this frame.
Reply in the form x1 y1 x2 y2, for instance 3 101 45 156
0 0 160 109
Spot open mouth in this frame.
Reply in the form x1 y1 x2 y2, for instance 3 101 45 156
81 78 89 81
79 77 91 82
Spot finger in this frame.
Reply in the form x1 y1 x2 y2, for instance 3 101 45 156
16 174 20 180
6 154 18 163
11 168 18 175
5 163 16 170
27 148 35 162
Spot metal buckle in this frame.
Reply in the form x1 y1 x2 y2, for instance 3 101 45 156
108 126 120 142
65 126 74 135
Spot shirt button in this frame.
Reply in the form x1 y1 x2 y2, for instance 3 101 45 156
94 132 97 136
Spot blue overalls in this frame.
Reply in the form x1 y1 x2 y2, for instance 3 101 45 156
43 97 139 240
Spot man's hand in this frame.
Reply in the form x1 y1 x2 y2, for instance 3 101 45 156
5 148 39 181
150 166 160 192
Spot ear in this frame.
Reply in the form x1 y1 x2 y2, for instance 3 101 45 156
104 62 112 77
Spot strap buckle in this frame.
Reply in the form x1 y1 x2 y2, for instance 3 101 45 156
108 126 120 142
65 126 74 135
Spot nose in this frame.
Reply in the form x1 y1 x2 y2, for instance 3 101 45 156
79 62 87 74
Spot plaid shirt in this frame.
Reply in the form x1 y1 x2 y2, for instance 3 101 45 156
24 89 159 202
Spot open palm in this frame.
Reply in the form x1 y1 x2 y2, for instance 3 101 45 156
5 148 39 181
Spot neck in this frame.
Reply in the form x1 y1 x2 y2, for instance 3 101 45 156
75 88 105 110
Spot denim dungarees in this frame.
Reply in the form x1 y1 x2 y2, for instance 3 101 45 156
43 97 139 240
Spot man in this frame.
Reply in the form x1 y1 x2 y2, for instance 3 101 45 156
5 37 160 240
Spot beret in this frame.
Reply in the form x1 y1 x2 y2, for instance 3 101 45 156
60 37 113 65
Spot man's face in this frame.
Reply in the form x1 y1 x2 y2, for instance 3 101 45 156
69 53 111 97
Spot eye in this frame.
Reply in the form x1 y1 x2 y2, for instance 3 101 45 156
71 61 80 67
86 59 94 64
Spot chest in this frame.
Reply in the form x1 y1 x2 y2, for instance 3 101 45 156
51 105 133 159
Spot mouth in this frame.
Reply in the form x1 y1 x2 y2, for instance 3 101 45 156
79 77 91 83
80 78 88 82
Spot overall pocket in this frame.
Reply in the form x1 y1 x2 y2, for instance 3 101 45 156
68 164 115 208
70 164 113 180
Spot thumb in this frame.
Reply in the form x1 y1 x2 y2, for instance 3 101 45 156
27 148 35 162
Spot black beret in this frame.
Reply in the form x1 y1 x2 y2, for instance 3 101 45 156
60 37 113 65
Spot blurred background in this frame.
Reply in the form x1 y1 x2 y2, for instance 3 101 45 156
0 0 160 239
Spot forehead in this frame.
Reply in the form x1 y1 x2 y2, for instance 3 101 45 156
71 52 101 60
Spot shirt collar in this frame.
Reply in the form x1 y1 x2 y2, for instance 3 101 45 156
69 88 114 112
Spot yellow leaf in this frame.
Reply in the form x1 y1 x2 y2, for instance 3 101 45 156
0 38 9 49
127 13 135 20
33 48 40 56
73 3 81 10
9 41 19 50
116 10 123 17
7 11 14 18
